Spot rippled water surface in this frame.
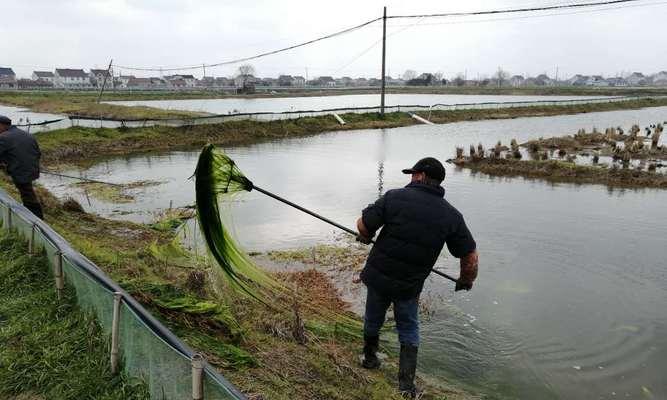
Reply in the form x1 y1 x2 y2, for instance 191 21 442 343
39 107 667 399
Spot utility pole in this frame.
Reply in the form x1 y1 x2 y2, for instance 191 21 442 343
97 59 113 104
380 6 387 118
202 63 206 78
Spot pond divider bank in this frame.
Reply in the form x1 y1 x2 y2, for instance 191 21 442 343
18 95 667 132
0 188 246 400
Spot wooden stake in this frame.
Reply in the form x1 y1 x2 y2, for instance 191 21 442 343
192 353 204 400
111 292 122 374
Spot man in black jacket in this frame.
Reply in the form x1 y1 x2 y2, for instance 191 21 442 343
0 116 43 219
356 157 478 398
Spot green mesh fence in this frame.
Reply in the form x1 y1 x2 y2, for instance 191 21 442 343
0 193 245 400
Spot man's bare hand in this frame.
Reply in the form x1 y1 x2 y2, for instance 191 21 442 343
456 250 478 292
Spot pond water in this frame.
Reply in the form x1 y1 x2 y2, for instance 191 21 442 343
107 93 606 115
38 106 667 399
0 104 68 132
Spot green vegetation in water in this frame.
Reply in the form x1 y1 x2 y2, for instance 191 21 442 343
0 230 148 400
266 243 368 272
71 179 163 203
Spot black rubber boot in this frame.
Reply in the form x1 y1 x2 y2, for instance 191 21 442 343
398 344 419 398
362 334 381 369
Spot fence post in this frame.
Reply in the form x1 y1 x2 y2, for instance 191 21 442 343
54 251 64 300
5 206 11 230
28 223 36 254
111 292 122 374
192 353 204 400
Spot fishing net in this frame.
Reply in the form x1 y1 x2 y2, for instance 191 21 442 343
194 144 362 337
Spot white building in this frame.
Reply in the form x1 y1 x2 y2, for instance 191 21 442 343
89 69 112 87
54 68 92 89
652 71 667 86
165 74 196 88
0 67 16 89
626 72 647 86
32 71 55 84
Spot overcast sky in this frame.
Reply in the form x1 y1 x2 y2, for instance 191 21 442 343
3 0 666 80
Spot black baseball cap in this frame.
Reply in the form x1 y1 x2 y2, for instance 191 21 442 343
402 157 446 181
0 115 11 125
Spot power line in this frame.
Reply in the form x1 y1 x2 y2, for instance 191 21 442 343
114 0 648 73
386 0 644 19
385 1 667 28
115 17 381 72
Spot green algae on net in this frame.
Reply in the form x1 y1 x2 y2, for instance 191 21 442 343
193 144 362 338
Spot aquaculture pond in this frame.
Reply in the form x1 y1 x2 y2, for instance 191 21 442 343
107 93 606 115
39 106 667 399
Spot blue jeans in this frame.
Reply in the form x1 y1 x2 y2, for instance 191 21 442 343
364 286 420 346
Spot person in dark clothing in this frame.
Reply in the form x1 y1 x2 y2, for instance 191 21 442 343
356 157 478 398
0 116 43 219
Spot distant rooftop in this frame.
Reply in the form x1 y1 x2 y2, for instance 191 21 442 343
55 68 88 78
33 71 54 78
0 67 15 76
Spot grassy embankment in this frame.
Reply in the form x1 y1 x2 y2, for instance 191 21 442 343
0 91 207 120
0 230 149 400
34 96 667 167
0 178 474 400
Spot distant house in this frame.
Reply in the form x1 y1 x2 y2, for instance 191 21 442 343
509 75 524 87
386 77 405 86
149 77 167 89
127 77 153 90
317 76 336 87
626 72 647 86
606 77 628 87
292 76 306 87
535 74 554 86
89 69 112 87
114 75 135 89
164 74 196 88
54 68 92 89
277 75 294 87
0 67 17 89
353 77 368 87
585 75 609 86
167 79 187 89
215 77 234 87
259 78 277 87
32 71 55 84
198 76 215 88
652 71 667 86
567 74 588 86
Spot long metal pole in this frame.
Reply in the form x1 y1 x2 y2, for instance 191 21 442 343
97 59 113 104
252 185 458 283
380 6 387 118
